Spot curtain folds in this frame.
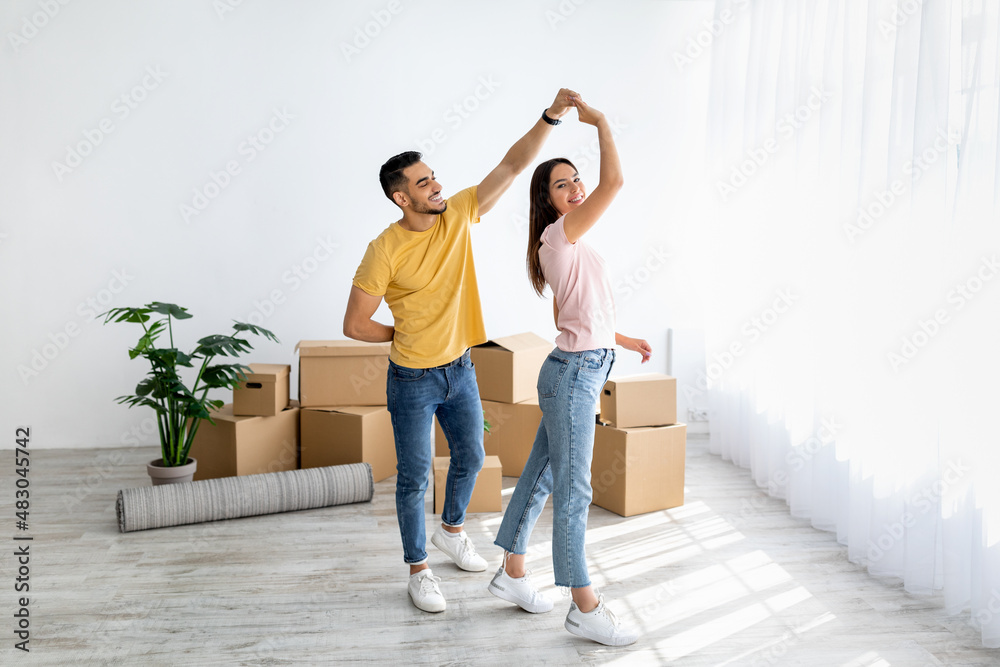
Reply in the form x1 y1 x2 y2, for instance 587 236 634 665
705 0 1000 648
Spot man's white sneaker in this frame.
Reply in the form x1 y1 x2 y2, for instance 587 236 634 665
488 566 554 613
430 526 488 572
564 595 639 646
408 569 446 613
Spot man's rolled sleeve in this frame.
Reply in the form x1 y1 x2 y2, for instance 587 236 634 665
353 242 390 296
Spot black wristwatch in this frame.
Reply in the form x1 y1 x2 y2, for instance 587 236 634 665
542 108 561 125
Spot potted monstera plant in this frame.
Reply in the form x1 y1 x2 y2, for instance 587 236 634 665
102 302 278 485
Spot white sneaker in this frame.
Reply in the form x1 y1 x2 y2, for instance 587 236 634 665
565 595 639 646
408 569 446 613
430 526 488 572
488 566 554 613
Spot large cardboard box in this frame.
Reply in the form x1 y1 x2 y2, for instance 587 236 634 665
472 333 551 404
233 363 290 416
600 374 677 428
590 422 686 517
300 405 396 482
190 402 300 481
296 340 391 407
433 455 502 514
433 399 542 477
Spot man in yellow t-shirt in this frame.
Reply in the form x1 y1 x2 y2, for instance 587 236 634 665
344 88 577 613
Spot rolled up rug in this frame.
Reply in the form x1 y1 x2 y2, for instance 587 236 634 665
116 462 374 533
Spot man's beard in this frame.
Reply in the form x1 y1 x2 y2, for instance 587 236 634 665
410 199 447 215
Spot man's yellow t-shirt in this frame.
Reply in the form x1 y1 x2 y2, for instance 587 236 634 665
352 186 487 368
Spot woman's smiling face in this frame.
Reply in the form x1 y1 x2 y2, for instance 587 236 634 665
548 162 586 217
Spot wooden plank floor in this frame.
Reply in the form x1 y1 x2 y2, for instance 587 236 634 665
8 435 999 666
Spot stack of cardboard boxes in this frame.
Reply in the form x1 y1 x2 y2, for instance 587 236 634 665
189 342 399 484
296 341 397 483
431 333 552 512
189 364 300 481
186 336 685 522
591 374 686 517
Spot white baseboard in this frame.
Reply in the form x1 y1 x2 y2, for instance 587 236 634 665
686 420 710 435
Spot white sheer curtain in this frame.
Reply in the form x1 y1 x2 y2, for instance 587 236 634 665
703 0 1000 648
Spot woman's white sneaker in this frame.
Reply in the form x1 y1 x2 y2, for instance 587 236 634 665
488 566 554 613
430 526 488 572
408 569 446 613
564 595 639 646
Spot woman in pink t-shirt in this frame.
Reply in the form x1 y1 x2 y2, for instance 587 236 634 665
489 98 652 646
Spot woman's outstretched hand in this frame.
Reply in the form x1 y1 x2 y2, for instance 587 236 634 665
573 96 606 126
619 336 652 363
548 88 580 119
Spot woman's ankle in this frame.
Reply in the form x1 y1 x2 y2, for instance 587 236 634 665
571 586 599 612
503 552 526 578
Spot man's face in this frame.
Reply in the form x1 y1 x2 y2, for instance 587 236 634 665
399 161 447 214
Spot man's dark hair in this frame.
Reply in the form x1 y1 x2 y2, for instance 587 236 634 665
379 151 423 201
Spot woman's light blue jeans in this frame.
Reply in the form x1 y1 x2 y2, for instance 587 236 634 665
387 348 485 565
494 346 615 588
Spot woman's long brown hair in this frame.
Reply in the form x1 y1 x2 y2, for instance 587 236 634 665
527 157 577 297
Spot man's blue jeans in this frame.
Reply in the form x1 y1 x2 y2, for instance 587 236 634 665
387 348 485 565
494 346 615 588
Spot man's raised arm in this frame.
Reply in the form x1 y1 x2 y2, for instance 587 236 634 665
476 88 578 216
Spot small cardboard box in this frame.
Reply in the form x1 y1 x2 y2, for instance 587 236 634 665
472 333 551 404
591 422 686 517
190 402 300 481
300 405 396 482
296 340 391 407
600 374 677 428
233 363 290 417
433 455 502 514
434 399 542 477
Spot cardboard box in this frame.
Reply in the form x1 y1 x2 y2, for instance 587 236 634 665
300 405 396 482
433 399 542 477
190 402 300 481
472 333 551 404
233 363 290 416
296 340 391 407
433 455 502 514
600 374 677 428
590 422 686 517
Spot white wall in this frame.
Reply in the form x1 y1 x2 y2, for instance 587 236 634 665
0 0 713 448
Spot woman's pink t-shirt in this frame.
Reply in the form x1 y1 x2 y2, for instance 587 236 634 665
539 215 617 352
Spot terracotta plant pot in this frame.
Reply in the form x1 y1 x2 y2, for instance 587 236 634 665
146 458 197 486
